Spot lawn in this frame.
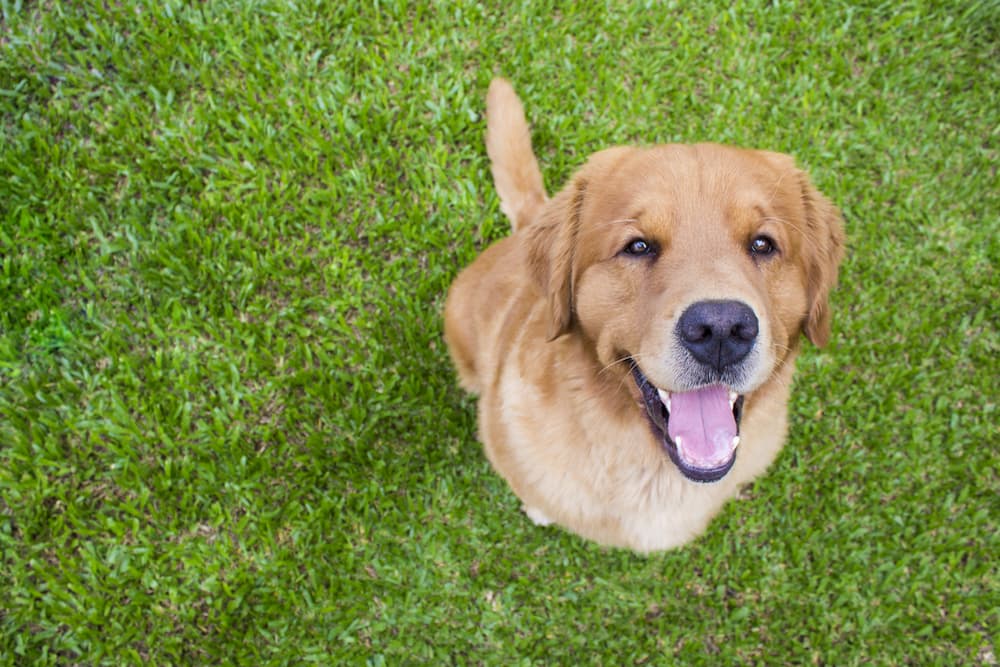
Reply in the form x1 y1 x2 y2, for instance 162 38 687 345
1 1 997 664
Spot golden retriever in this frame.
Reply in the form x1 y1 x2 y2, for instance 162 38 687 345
445 78 844 552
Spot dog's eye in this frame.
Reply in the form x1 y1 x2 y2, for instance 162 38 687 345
624 238 654 256
749 235 777 257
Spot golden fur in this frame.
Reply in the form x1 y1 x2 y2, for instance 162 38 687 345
445 78 845 552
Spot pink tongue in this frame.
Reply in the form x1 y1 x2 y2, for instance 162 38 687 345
666 385 737 468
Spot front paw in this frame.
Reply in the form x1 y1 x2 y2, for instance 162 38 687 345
523 505 554 526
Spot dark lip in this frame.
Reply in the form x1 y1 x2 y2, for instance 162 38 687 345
630 363 744 484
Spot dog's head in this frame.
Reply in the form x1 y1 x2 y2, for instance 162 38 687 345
526 144 844 482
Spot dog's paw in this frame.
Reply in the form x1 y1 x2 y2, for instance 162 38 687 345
523 505 554 526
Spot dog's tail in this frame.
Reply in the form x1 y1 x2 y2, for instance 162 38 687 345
486 78 547 232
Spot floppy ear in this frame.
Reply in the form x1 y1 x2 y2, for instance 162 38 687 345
524 147 630 341
798 172 845 347
525 177 587 340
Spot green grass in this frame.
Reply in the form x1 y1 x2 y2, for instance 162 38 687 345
1 0 997 664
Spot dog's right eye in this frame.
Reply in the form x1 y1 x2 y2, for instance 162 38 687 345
623 238 654 256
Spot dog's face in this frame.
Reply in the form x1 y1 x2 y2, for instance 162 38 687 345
527 144 844 482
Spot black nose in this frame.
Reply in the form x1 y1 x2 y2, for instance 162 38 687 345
676 300 759 372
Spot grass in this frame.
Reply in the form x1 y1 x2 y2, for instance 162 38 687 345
0 0 997 664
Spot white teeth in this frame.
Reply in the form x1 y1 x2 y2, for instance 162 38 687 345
657 388 671 412
731 435 740 450
674 436 684 459
729 391 738 409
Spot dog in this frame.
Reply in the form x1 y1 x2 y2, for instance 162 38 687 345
444 78 844 552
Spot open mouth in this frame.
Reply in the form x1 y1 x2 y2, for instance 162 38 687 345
631 364 744 483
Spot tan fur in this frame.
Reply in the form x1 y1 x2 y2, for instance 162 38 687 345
485 78 547 232
444 78 845 553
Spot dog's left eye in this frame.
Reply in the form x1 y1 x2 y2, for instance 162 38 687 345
624 238 654 256
749 235 777 257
